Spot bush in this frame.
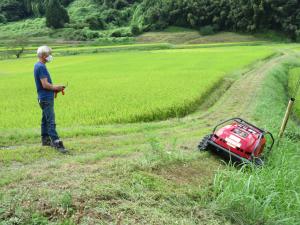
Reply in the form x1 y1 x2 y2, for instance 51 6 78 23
110 28 132 37
85 16 106 30
110 30 122 37
102 9 122 25
65 22 87 29
114 0 128 9
60 0 74 7
131 24 141 36
0 13 7 24
0 0 28 21
85 30 100 39
46 0 70 29
199 25 215 36
50 27 100 41
296 30 300 42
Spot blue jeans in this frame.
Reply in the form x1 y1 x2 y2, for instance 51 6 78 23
39 99 59 141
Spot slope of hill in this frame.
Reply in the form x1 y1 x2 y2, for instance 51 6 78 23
0 0 299 43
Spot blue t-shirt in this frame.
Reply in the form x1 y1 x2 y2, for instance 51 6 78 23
34 62 54 100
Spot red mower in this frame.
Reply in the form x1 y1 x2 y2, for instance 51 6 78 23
198 118 274 165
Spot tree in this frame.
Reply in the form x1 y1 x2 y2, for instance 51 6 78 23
0 0 28 21
131 24 141 35
85 16 106 30
60 0 74 7
5 37 29 59
0 13 7 24
46 0 69 29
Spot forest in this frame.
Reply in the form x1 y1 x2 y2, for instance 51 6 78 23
0 0 299 40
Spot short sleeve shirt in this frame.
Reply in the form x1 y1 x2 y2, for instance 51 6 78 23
34 62 54 100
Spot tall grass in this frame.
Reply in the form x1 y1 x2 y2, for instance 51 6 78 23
288 67 300 119
213 59 300 225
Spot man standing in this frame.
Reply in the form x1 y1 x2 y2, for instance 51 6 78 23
34 46 67 153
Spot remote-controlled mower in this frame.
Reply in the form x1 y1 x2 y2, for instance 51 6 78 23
198 118 274 165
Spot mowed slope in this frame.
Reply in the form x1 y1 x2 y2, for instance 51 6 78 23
0 45 274 133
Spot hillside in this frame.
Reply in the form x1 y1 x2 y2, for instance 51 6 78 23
0 0 299 43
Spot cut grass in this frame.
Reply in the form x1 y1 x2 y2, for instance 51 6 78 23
0 135 225 224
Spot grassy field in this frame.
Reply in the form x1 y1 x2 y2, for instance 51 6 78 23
288 67 300 118
1 46 300 224
1 35 300 224
0 0 300 222
0 45 274 144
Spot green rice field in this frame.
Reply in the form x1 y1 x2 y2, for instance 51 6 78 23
0 45 274 130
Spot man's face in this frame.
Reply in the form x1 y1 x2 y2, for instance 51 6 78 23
41 52 52 63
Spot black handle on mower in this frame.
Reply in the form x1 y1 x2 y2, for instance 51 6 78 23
212 117 239 134
213 117 267 134
213 118 256 133
264 131 275 152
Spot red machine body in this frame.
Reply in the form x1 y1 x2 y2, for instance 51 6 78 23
212 123 266 160
198 118 274 164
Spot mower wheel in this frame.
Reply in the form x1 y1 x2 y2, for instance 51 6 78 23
198 135 211 151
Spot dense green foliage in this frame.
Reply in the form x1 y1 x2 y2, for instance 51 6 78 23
0 45 273 131
46 0 70 28
0 0 70 21
134 0 300 40
0 0 299 40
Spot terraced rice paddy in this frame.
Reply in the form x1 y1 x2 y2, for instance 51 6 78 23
0 45 274 131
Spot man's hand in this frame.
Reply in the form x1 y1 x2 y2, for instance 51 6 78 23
54 86 66 98
40 78 65 92
53 85 65 92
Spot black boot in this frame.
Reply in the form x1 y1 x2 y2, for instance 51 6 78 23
51 139 68 154
42 136 51 146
